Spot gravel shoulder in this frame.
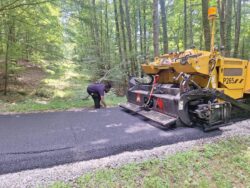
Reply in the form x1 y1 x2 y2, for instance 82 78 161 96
0 119 249 188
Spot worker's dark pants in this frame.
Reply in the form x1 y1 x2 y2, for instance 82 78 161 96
87 90 101 108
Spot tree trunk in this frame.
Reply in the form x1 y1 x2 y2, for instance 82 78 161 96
100 2 104 61
233 0 241 57
184 0 187 50
160 0 168 54
189 0 193 46
199 33 203 50
119 0 128 74
218 0 226 48
92 0 101 59
178 15 181 51
25 31 29 60
202 0 211 51
241 36 245 59
143 0 147 59
124 0 135 75
134 7 138 56
138 0 143 56
113 0 123 62
225 0 232 56
4 42 9 95
153 0 159 57
105 0 111 66
4 25 11 96
134 2 140 76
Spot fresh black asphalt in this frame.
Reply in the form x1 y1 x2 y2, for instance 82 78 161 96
0 107 221 175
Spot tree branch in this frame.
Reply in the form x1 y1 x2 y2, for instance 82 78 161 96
0 0 54 12
0 0 22 12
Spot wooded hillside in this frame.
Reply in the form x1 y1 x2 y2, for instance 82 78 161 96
0 0 250 95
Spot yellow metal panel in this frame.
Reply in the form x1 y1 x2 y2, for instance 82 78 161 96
141 64 160 74
172 62 196 73
244 62 250 94
140 49 249 100
190 55 210 75
193 75 209 88
218 58 247 90
217 88 244 99
158 70 178 83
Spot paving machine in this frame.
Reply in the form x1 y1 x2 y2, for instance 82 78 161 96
120 0 250 131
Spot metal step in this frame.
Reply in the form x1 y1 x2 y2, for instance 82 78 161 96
120 102 142 112
120 102 177 126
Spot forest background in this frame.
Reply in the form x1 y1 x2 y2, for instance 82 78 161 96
0 0 249 112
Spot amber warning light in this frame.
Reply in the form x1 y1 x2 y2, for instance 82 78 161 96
208 0 217 19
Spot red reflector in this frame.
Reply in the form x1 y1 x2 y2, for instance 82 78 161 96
136 94 141 103
156 98 164 110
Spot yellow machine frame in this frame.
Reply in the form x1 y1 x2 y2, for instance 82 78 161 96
141 0 250 100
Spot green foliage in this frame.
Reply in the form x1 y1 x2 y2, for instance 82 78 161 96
8 62 24 75
1 0 250 108
49 182 71 188
35 88 54 98
49 136 250 188
143 176 169 188
0 1 63 63
0 61 125 113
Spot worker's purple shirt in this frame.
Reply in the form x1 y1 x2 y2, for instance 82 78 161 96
87 83 105 96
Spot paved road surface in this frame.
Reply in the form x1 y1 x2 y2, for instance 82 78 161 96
0 108 221 175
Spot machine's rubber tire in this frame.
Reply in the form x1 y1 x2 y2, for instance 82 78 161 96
175 118 192 128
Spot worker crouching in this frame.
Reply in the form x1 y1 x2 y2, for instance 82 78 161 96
87 82 112 109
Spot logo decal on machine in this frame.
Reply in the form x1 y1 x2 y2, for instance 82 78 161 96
223 78 244 84
239 79 244 83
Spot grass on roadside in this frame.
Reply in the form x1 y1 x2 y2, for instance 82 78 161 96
0 61 126 113
50 136 250 188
